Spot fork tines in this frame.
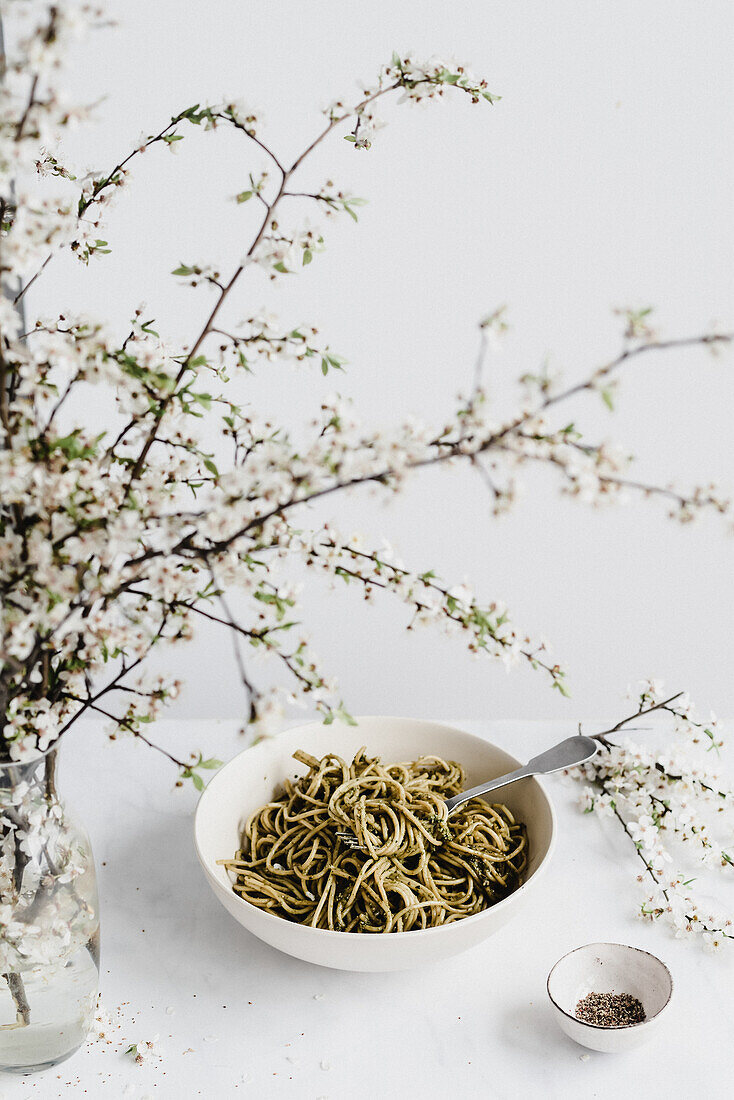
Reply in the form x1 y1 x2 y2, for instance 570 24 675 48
336 830 365 851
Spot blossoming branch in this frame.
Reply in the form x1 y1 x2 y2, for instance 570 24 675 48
574 681 734 952
1 3 733 954
1 4 732 787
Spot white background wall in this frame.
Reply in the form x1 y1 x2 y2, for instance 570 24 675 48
31 0 734 724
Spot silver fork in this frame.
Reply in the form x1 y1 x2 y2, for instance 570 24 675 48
334 734 598 851
336 831 365 851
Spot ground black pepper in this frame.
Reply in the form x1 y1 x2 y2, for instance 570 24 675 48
575 991 646 1027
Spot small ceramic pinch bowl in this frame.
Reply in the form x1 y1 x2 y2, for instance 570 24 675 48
194 716 556 972
547 942 673 1052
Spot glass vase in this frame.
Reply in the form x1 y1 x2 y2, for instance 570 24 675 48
0 747 99 1073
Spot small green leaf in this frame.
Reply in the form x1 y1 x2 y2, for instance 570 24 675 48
191 773 204 791
236 190 253 204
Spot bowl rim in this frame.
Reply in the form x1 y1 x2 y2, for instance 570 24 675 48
546 941 674 1030
194 715 558 942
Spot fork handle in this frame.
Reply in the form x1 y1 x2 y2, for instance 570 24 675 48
443 733 597 815
443 765 531 816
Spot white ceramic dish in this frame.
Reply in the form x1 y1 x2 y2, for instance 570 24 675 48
194 716 556 972
546 942 673 1052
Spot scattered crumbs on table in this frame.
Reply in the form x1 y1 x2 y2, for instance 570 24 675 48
579 1054 591 1062
203 1035 218 1043
320 1060 331 1071
165 1006 175 1015
313 993 325 1001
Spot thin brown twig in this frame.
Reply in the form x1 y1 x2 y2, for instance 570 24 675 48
183 334 731 558
14 73 39 143
499 436 729 512
589 692 683 747
599 778 734 940
207 561 259 707
123 82 400 491
84 702 189 769
12 253 51 307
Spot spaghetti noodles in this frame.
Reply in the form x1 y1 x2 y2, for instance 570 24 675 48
219 747 527 933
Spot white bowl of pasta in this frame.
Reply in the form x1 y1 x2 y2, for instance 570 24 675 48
194 716 556 972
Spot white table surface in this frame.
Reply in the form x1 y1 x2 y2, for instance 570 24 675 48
2 717 733 1100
